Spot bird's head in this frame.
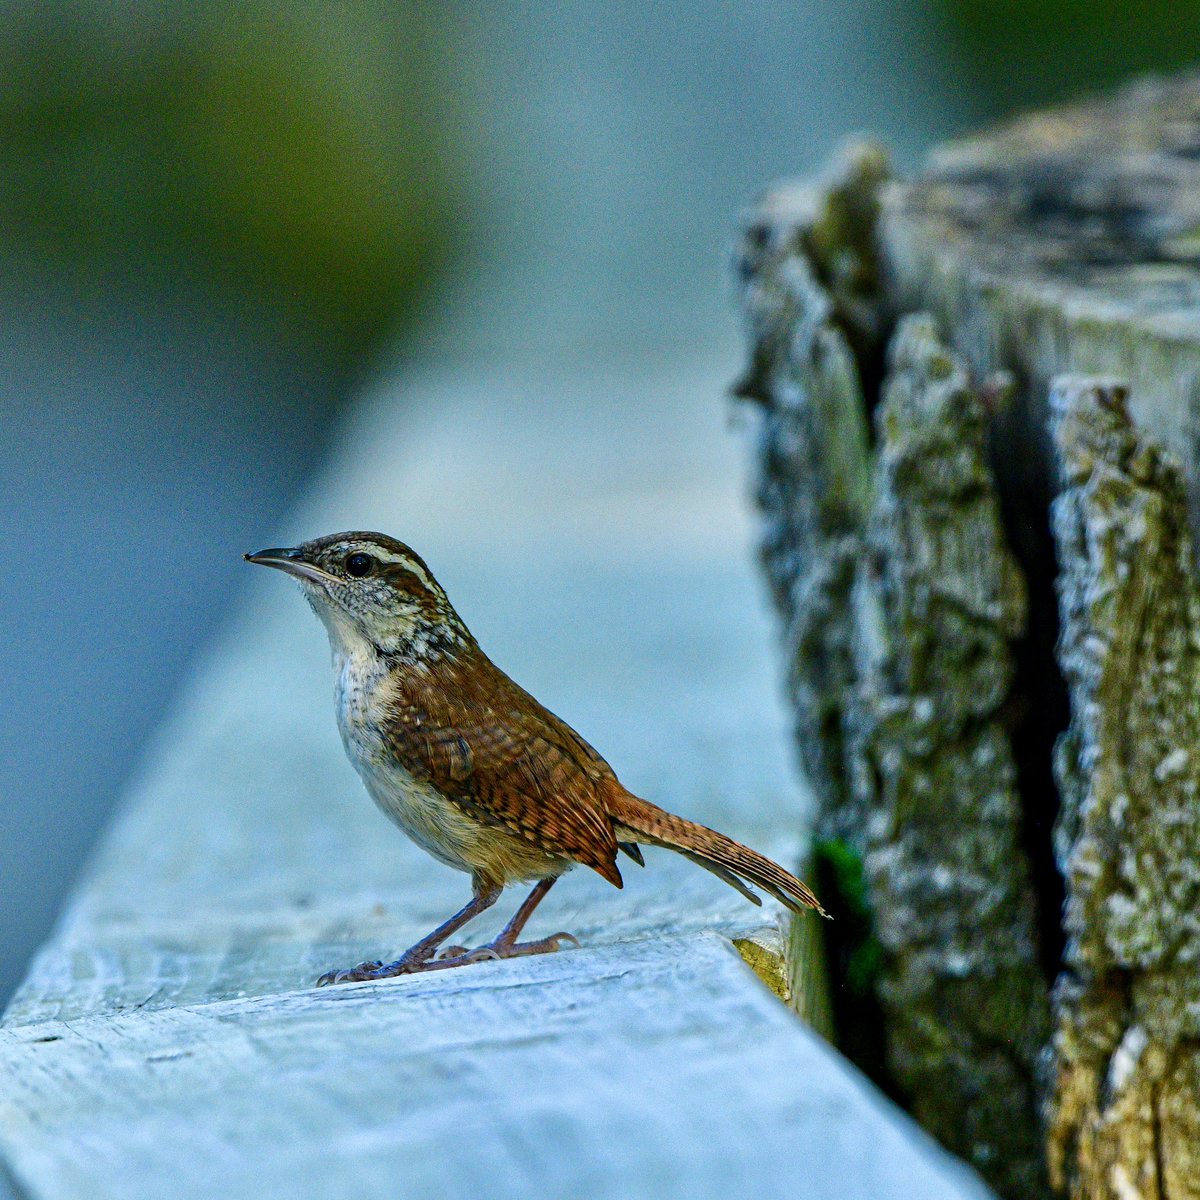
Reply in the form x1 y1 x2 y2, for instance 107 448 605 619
245 531 469 658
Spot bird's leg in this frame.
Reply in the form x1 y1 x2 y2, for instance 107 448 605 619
438 876 579 963
315 879 501 986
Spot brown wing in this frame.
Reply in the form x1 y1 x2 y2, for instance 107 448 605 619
381 647 623 886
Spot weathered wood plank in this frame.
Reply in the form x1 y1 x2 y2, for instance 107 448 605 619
1 935 990 1200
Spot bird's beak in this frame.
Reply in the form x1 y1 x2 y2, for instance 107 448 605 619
244 547 341 586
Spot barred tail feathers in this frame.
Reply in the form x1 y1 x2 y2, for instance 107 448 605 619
607 790 828 918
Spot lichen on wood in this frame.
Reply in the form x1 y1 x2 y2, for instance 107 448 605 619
845 315 1050 1199
732 929 791 1004
1047 377 1200 1200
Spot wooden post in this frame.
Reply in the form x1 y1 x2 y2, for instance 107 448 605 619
735 150 1050 1200
735 74 1200 1200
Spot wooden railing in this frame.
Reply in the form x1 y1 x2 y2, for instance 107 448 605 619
0 350 990 1199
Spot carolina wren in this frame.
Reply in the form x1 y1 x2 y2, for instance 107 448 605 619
246 532 826 985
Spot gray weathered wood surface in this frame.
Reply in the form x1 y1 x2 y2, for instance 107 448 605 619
0 344 993 1199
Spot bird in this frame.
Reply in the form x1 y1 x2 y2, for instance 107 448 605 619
246 531 826 986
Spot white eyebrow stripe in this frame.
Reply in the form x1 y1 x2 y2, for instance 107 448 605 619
372 550 436 591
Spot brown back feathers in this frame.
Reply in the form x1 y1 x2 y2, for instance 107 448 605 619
383 639 825 913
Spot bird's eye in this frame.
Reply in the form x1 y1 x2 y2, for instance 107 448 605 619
345 552 374 577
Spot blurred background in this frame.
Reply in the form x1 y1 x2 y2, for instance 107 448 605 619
2 0 1195 1004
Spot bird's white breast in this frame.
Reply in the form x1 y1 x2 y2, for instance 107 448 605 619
330 644 558 884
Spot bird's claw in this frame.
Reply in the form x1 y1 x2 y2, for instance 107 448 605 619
315 959 384 986
315 958 419 986
316 930 581 984
460 946 502 963
435 942 500 963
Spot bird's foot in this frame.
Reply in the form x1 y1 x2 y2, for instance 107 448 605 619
315 930 581 985
314 949 437 987
436 931 580 963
